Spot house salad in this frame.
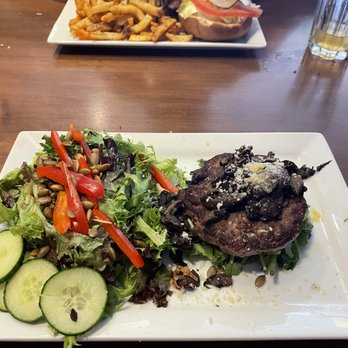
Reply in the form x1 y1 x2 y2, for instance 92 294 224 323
0 126 318 347
0 126 186 347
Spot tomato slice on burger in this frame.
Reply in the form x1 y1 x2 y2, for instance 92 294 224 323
191 0 263 18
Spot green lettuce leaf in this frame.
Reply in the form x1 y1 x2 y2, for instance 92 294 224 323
104 264 143 315
47 230 109 270
134 209 167 248
0 167 26 192
0 202 17 224
10 182 47 247
177 0 198 19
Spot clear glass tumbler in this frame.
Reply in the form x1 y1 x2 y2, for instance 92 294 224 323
308 0 348 61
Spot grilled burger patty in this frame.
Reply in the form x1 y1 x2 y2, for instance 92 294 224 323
162 146 312 258
184 194 307 257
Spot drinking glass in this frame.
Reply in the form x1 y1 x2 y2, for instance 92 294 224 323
308 0 348 61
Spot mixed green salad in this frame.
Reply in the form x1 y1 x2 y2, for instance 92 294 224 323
0 126 313 347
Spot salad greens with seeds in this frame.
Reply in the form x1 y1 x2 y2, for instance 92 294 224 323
0 127 313 347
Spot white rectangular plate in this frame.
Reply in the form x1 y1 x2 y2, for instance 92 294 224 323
47 0 267 49
1 131 348 342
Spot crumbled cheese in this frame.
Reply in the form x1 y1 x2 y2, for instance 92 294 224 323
187 218 194 230
228 160 288 198
216 202 223 210
182 231 189 239
245 162 266 173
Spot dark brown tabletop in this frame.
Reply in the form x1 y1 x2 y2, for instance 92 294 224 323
1 0 348 347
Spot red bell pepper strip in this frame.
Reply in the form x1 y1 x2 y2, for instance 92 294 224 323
150 164 179 194
69 124 92 162
53 191 71 234
77 156 93 178
51 130 74 167
61 162 89 235
36 165 104 198
80 140 92 161
92 208 145 269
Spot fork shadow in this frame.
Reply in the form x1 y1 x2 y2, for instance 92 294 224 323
287 48 347 113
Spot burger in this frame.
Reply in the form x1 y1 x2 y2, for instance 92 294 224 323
160 146 330 285
175 0 263 42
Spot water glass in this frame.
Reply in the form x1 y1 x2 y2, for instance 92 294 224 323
308 0 348 61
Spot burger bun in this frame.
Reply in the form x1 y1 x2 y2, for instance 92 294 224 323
178 15 252 42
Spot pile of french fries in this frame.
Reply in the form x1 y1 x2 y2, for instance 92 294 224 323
69 0 193 42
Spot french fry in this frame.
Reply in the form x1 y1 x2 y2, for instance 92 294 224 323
128 31 153 41
69 16 82 28
70 17 91 30
127 17 134 26
83 0 93 19
73 28 92 39
90 1 114 15
101 12 118 23
75 0 85 17
151 17 176 42
130 14 153 34
129 0 163 17
82 30 125 40
70 17 111 32
86 21 112 32
110 4 145 22
165 32 193 42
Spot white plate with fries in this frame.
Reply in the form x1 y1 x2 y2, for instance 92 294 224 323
47 0 267 49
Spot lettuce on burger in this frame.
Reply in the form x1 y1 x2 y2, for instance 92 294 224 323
177 0 263 41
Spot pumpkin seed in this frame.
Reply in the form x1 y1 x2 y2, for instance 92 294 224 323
96 163 111 172
67 209 76 219
207 265 218 278
90 151 99 165
37 188 50 197
43 207 53 219
82 200 94 210
37 245 50 258
255 274 266 288
79 168 91 175
50 184 64 191
37 196 52 205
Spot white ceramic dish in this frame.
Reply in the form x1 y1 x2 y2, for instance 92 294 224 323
1 131 348 342
47 0 267 49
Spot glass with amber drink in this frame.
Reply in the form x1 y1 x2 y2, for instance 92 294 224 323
308 0 348 61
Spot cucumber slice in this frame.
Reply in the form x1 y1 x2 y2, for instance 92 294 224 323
0 230 26 283
40 267 108 336
0 282 7 312
4 258 58 323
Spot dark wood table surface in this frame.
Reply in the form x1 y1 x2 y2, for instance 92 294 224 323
1 0 348 347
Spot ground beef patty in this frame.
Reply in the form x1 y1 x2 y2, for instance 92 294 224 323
161 146 311 258
184 194 307 257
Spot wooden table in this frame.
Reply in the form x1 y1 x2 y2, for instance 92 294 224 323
0 0 347 347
